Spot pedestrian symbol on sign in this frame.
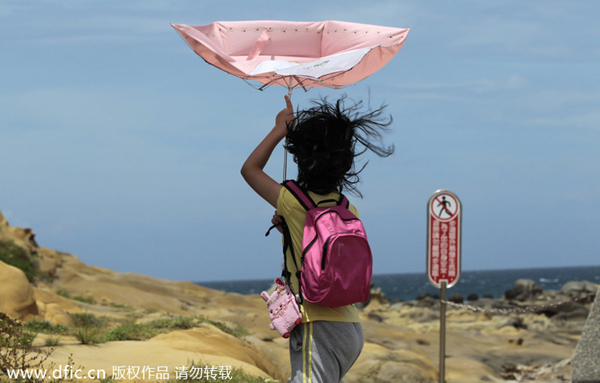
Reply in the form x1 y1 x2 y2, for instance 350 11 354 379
431 194 458 221
438 196 452 218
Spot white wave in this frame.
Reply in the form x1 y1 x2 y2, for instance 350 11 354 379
539 278 559 283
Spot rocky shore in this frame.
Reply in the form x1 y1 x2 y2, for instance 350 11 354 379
1 210 597 382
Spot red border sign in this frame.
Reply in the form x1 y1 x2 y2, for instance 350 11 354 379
427 190 462 288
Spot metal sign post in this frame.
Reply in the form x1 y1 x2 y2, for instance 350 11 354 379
427 190 462 383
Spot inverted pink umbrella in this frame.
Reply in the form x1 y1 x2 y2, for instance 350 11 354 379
172 20 409 93
172 20 410 176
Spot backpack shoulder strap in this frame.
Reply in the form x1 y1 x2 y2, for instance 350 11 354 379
339 194 350 209
283 180 316 211
285 180 351 210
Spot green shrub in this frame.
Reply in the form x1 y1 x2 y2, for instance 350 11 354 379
56 289 97 305
64 315 250 344
109 302 133 310
0 312 53 378
72 325 105 345
196 317 250 339
73 296 96 305
147 315 250 339
44 336 61 347
0 240 37 282
69 313 106 328
104 316 200 341
102 315 250 342
103 323 157 341
69 313 107 344
24 319 69 335
150 316 197 331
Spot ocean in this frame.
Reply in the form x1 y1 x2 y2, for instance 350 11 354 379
197 265 600 302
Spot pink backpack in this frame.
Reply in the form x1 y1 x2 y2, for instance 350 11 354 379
282 181 372 308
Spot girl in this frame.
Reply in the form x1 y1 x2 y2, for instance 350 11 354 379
241 94 394 383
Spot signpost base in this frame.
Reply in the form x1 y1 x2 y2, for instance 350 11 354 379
439 280 447 383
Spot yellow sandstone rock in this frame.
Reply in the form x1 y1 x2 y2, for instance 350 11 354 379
0 261 38 321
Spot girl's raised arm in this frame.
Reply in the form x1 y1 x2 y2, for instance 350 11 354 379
241 95 294 208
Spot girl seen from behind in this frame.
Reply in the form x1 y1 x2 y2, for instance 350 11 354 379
241 94 394 383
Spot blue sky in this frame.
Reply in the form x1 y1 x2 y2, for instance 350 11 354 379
1 1 599 283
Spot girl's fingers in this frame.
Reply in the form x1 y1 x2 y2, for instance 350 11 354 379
272 213 283 225
284 95 293 111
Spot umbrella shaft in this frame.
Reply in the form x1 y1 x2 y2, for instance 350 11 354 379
283 147 288 181
283 85 292 181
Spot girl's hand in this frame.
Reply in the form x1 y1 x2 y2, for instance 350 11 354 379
271 213 284 234
274 95 294 138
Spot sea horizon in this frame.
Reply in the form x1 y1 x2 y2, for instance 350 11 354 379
196 264 600 303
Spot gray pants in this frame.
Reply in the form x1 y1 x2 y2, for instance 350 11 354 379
289 321 364 383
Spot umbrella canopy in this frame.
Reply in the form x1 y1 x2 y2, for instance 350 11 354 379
172 20 410 91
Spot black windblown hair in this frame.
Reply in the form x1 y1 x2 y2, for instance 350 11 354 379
284 95 394 197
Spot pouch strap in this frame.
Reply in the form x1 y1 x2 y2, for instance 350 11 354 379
266 216 303 305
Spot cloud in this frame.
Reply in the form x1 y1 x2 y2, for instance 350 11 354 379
312 0 564 62
511 87 600 130
68 15 169 35
389 75 600 131
3 3 171 46
397 74 527 94
383 74 528 104
0 3 13 16
311 0 428 27
517 88 600 113
450 2 600 61
452 18 545 49
528 110 600 130
1 86 225 137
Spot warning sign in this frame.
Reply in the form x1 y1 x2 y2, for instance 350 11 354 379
427 190 462 288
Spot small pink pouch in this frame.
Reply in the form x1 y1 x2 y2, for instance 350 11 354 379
261 278 302 338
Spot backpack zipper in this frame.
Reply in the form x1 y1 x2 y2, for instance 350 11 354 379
301 210 360 265
321 237 331 270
